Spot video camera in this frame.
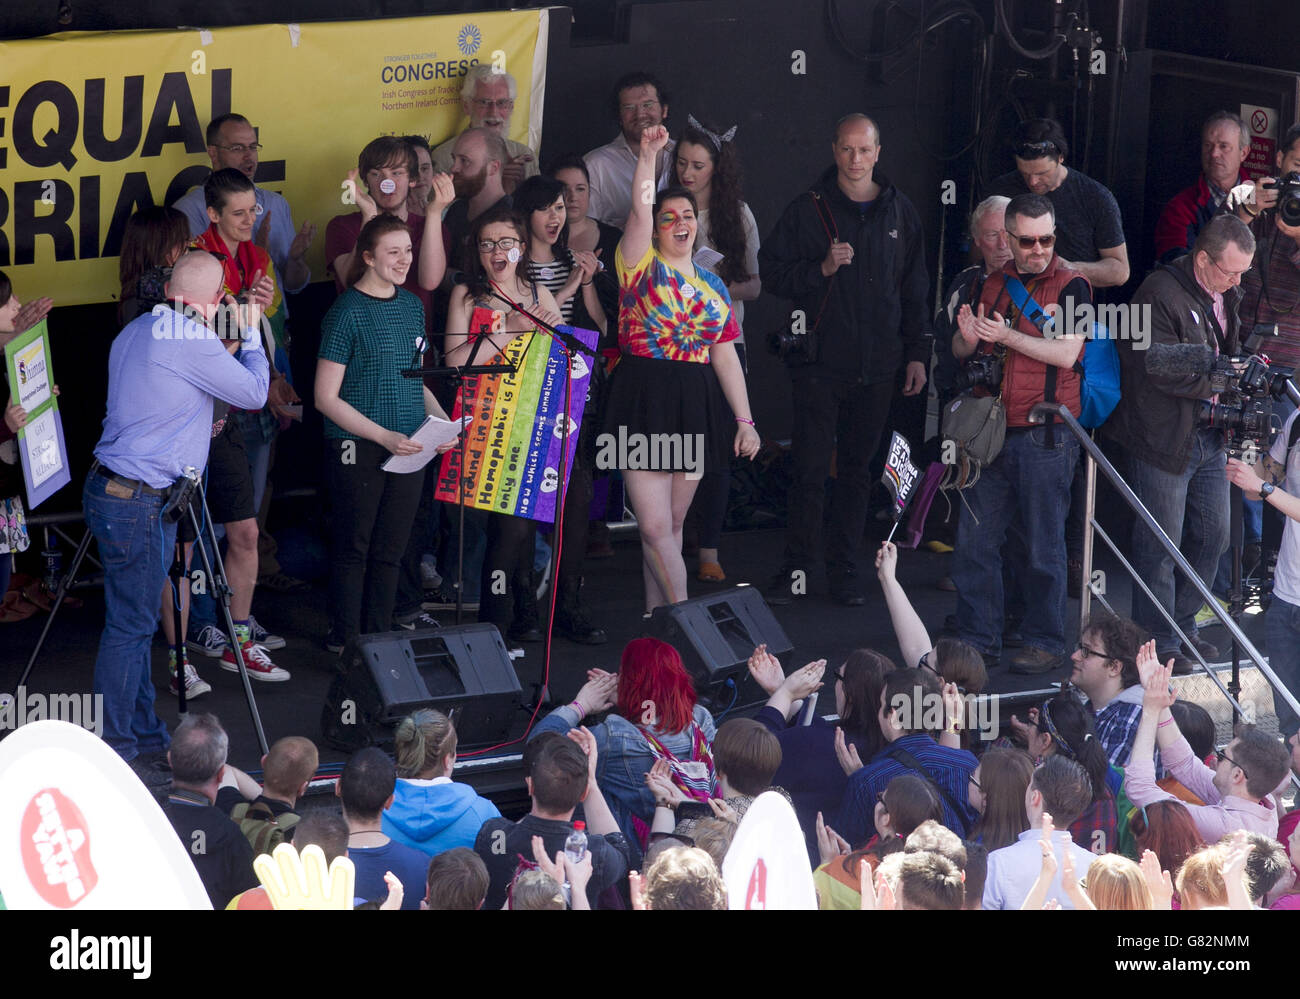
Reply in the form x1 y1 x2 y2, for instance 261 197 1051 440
768 325 817 365
1196 352 1294 460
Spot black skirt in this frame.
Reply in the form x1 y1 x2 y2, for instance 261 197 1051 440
601 354 736 475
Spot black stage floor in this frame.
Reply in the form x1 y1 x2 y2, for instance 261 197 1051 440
0 511 1268 797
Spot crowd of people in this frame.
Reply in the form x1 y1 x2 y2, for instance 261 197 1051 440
4 60 1300 909
153 613 1300 909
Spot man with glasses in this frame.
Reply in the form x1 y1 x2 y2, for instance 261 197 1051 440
1106 214 1257 674
430 66 537 196
174 114 314 296
1125 646 1290 840
1063 611 1148 767
949 193 1090 675
986 118 1129 290
583 71 675 227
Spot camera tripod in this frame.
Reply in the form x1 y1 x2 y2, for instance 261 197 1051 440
18 469 269 755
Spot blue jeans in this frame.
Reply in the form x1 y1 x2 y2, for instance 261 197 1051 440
84 472 175 761
1127 429 1229 653
1265 596 1300 738
952 426 1080 656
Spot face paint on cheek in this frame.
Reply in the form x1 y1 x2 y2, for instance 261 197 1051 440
379 179 397 195
507 247 521 263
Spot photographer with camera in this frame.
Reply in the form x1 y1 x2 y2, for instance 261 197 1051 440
759 113 931 606
1106 213 1256 675
948 193 1089 675
86 251 268 788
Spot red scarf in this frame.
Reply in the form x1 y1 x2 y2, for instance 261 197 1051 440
192 225 272 300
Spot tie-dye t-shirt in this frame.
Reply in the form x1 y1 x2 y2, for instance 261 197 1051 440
615 243 740 363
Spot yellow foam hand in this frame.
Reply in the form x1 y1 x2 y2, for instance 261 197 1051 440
254 843 356 910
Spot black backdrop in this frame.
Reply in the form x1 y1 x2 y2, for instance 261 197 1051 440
3 0 1299 520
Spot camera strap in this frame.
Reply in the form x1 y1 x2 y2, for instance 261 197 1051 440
807 191 839 336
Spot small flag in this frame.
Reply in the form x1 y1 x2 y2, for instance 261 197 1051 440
881 432 920 543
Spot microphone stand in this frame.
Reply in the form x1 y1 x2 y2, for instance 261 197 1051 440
403 322 515 629
482 284 597 703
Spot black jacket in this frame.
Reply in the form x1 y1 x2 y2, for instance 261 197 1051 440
759 165 931 384
1105 255 1242 474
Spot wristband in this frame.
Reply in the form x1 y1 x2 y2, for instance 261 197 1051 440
581 281 593 287
1245 204 1260 217
570 699 586 718
1157 716 1174 729
736 417 755 426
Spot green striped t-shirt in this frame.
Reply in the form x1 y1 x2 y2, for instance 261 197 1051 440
318 287 426 440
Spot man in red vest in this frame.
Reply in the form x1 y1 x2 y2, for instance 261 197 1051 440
950 193 1091 675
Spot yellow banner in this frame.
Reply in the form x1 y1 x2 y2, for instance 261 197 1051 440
0 11 549 306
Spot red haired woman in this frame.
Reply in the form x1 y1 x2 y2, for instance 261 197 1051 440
532 637 717 858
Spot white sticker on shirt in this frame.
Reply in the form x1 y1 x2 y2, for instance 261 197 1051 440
677 761 708 781
680 283 696 298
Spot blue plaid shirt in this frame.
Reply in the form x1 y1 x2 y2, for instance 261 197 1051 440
1093 695 1143 768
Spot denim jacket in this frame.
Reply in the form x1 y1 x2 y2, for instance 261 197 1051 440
532 703 717 850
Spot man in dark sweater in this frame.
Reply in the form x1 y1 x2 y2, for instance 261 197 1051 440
1105 213 1256 673
336 748 431 910
475 729 629 909
162 713 258 909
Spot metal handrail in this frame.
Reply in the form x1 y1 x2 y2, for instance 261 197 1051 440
1028 402 1300 732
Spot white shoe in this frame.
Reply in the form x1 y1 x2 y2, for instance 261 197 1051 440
170 662 212 698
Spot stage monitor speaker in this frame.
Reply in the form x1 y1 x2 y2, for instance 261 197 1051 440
321 624 521 753
647 585 793 712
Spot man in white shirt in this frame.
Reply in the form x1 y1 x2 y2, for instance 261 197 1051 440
583 72 675 227
984 756 1096 909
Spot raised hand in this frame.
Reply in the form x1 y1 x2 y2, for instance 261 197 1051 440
256 210 273 250
875 540 898 581
501 152 534 194
1141 657 1177 712
289 220 317 261
639 125 670 156
379 870 404 910
254 842 356 910
574 670 618 715
747 643 785 695
956 304 979 347
645 759 686 808
781 658 826 701
566 725 599 784
531 835 565 884
1135 638 1163 687
941 682 964 732
816 811 851 866
1140 849 1173 910
429 173 456 214
12 296 54 335
572 249 600 282
834 725 864 777
245 269 275 308
346 169 379 220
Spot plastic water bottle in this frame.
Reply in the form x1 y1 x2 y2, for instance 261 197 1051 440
564 820 588 865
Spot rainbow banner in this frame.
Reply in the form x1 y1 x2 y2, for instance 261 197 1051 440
434 326 598 521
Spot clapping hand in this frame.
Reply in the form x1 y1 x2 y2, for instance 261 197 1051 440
379 870 404 910
707 797 739 824
11 296 53 335
1140 850 1174 909
574 670 618 715
289 220 317 261
645 759 687 809
816 811 851 866
747 643 785 695
834 725 864 777
1141 655 1178 713
781 658 826 701
346 169 379 220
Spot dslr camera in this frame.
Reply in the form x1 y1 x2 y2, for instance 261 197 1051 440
1264 171 1300 227
953 351 1004 393
768 325 818 365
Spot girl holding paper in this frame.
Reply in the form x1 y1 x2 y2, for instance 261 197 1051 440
0 271 53 622
315 217 457 647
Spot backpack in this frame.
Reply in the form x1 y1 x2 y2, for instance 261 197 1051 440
230 799 300 857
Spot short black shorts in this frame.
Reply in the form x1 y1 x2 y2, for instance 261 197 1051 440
204 419 255 525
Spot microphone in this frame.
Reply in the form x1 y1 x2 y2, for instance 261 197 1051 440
1145 342 1216 378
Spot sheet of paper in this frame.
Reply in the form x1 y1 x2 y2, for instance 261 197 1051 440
22 408 63 489
693 245 724 271
381 415 468 474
